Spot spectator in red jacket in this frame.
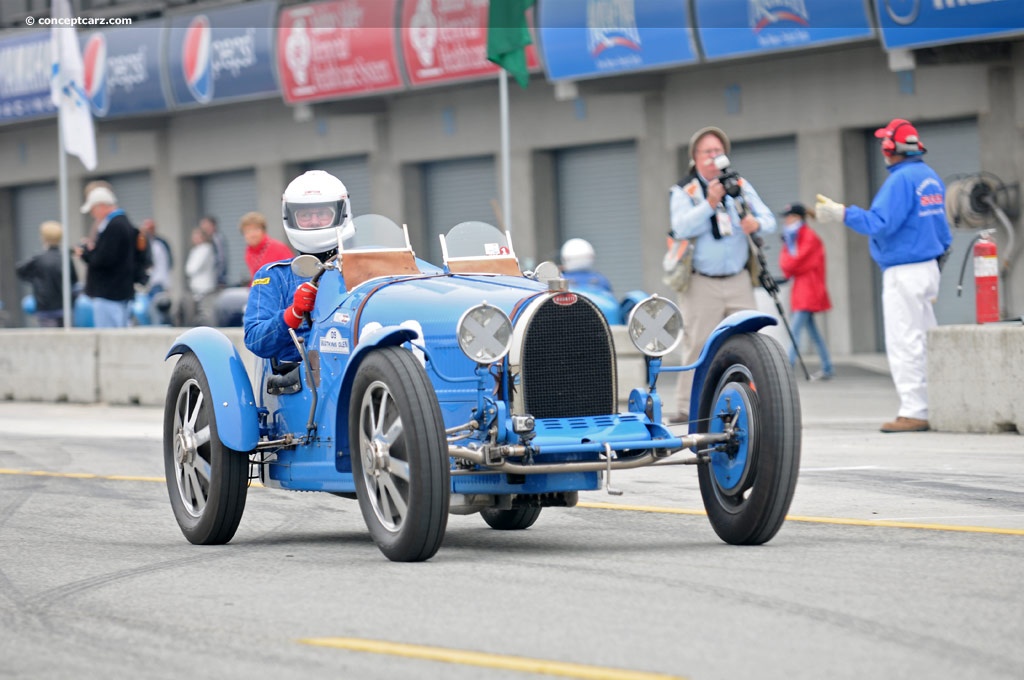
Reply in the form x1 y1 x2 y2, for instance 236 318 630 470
778 203 834 380
240 211 293 284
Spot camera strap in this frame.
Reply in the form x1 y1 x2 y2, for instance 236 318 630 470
677 172 723 240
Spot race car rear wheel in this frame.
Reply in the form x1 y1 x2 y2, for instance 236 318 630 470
349 347 449 562
696 333 800 545
481 506 542 530
164 352 248 545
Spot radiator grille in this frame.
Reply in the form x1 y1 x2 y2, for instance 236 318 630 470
521 296 616 419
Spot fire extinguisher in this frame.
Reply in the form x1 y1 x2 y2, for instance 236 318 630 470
957 229 1000 323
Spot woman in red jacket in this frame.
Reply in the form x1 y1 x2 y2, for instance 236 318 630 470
778 203 834 380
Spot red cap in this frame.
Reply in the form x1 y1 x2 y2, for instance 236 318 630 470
875 118 915 141
874 118 925 154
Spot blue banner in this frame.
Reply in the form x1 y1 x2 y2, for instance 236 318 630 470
79 21 169 118
166 0 279 108
0 31 56 124
695 0 874 61
876 0 1024 50
538 0 697 82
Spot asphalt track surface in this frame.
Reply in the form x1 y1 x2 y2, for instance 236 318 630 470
1 366 1022 680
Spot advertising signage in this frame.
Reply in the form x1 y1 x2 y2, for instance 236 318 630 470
694 0 874 61
0 31 56 124
80 21 169 118
278 0 403 103
166 0 279 108
539 0 697 82
876 0 1024 50
400 0 540 87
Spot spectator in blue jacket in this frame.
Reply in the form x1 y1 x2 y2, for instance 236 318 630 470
816 118 952 433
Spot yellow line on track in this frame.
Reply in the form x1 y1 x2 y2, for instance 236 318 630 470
297 637 684 680
0 468 164 483
579 501 1024 536
3 469 1022 536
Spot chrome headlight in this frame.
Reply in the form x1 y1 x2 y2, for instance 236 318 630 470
627 295 683 357
457 303 513 365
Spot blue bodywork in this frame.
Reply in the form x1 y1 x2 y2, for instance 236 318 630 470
166 224 776 500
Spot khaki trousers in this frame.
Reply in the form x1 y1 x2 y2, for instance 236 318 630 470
674 271 756 414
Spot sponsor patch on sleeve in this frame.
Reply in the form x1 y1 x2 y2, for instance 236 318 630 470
252 277 270 285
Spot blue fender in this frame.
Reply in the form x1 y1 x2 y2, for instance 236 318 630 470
688 310 777 413
165 327 259 453
335 326 420 462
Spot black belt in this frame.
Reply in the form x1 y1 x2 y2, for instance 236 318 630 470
694 269 742 279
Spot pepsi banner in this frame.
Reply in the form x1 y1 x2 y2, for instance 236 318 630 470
538 0 697 82
166 0 279 108
80 21 170 118
400 0 540 87
876 0 1024 50
694 0 874 61
278 0 403 103
0 31 56 124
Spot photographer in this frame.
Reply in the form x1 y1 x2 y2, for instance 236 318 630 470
667 126 776 426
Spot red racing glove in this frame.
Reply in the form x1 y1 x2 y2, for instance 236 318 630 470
283 281 318 329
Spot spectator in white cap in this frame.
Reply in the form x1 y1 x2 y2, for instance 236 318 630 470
666 126 776 427
74 185 138 327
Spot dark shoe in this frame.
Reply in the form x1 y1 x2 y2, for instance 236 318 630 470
880 417 929 433
668 411 689 425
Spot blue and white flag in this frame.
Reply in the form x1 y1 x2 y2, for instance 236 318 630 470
50 0 96 170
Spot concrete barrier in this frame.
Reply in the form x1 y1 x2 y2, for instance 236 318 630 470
0 327 649 409
929 325 1024 434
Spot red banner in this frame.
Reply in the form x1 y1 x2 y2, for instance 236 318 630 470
400 0 539 87
278 0 403 103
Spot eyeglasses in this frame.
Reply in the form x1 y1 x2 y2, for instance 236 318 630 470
294 207 336 228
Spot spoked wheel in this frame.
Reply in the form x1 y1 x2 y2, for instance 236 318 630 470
696 333 800 545
349 347 449 562
163 352 248 545
481 506 542 531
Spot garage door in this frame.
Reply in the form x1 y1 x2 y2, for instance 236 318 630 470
868 118 979 337
302 156 372 218
556 142 642 294
198 170 257 287
105 171 153 229
423 156 498 264
728 136 799 282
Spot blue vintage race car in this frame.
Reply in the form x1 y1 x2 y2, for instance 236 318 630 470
164 216 800 561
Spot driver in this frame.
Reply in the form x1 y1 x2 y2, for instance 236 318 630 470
243 170 350 362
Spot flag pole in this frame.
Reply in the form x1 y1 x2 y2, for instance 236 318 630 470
58 118 72 329
499 69 511 232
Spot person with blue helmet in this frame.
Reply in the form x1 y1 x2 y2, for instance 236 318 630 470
243 170 350 362
816 118 952 433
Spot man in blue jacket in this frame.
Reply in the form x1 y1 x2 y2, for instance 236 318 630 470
816 118 952 433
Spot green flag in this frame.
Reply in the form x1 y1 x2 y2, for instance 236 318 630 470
486 0 536 89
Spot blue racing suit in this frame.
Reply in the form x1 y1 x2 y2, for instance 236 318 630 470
243 259 311 362
844 158 952 270
563 268 613 294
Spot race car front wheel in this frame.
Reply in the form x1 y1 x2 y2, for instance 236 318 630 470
164 352 248 545
349 347 450 562
696 333 800 545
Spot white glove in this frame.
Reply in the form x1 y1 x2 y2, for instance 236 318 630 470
815 194 846 224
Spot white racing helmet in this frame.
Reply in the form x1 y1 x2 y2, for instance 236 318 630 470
560 238 596 272
282 170 350 254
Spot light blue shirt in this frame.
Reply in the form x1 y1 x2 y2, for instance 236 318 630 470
669 175 776 276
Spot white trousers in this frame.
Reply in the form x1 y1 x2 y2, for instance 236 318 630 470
882 260 940 420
